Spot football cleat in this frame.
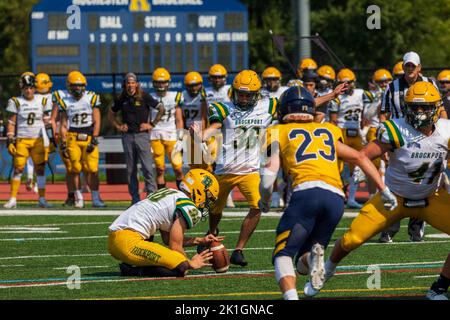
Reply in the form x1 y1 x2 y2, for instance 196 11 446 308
230 249 248 267
379 233 393 243
308 243 325 291
426 288 448 301
303 281 320 297
3 198 17 209
38 198 52 208
63 197 75 207
74 199 84 208
92 198 107 208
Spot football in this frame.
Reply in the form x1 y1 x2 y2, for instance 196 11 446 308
209 241 230 273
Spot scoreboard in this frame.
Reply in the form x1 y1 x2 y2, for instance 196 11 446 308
30 0 248 92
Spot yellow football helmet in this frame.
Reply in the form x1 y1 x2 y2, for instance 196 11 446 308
232 70 262 110
208 64 227 77
184 71 203 96
392 61 404 77
404 81 441 129
437 69 450 82
373 69 393 83
287 79 304 87
317 65 336 80
152 67 171 93
262 67 282 79
337 68 356 82
297 58 317 78
179 169 219 217
35 73 53 94
66 71 87 97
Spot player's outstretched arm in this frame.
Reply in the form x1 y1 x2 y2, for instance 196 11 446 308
314 82 348 106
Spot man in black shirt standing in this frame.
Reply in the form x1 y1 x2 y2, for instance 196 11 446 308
109 73 165 205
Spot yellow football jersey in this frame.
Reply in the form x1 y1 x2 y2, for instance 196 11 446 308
266 122 344 191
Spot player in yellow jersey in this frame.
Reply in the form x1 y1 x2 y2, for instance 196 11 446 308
258 86 397 300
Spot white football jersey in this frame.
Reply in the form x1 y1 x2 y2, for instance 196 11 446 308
208 97 278 175
178 89 206 129
260 86 288 99
363 88 383 127
205 85 231 105
150 91 180 141
53 90 100 131
379 118 450 199
332 88 372 129
109 188 202 239
6 95 52 138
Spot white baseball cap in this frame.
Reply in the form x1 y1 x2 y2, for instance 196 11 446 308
403 51 421 66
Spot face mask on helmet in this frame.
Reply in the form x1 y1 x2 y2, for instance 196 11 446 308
338 80 354 95
317 76 333 91
405 103 439 129
186 83 202 97
153 81 169 93
69 84 86 98
232 89 260 110
264 78 280 92
209 75 226 90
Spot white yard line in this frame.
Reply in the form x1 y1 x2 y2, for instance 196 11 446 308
0 209 359 218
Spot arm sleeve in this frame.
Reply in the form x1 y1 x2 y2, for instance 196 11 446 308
208 102 229 124
175 199 201 229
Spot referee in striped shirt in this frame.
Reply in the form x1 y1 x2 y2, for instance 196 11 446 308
379 51 438 243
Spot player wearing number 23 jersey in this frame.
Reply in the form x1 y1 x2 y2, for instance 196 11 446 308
258 86 395 300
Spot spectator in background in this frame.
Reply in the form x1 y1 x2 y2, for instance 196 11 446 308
108 73 165 205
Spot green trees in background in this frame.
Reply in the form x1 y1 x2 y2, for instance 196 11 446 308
0 0 448 74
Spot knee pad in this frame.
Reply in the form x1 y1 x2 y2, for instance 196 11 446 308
341 231 363 252
71 162 82 174
274 256 295 283
156 167 165 175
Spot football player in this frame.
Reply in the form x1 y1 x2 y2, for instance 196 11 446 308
54 71 105 208
392 61 404 79
204 64 235 208
108 169 221 277
173 71 212 171
437 69 450 118
314 82 450 299
150 67 184 190
192 70 277 266
4 73 52 208
329 68 374 208
316 65 337 123
260 67 288 99
362 69 393 196
258 86 396 300
286 58 318 88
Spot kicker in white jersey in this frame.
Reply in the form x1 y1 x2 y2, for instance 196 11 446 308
208 97 278 175
177 89 206 129
379 118 450 200
332 88 373 129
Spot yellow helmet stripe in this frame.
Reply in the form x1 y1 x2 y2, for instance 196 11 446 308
273 241 287 256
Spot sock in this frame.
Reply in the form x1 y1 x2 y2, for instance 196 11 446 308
68 192 75 199
157 183 166 190
10 175 21 198
325 259 337 274
75 190 83 201
37 176 46 197
176 179 182 190
91 190 100 201
283 289 299 300
348 180 358 203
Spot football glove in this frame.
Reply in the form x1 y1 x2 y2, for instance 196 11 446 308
86 137 98 154
380 187 398 211
352 166 366 184
60 142 70 159
258 199 270 213
7 137 16 156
